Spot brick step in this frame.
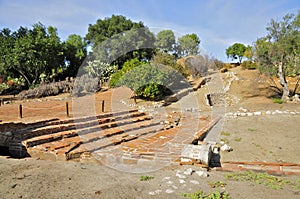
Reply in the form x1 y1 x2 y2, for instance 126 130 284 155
80 120 161 144
81 124 163 154
23 114 157 161
26 136 82 160
22 112 149 148
20 111 145 140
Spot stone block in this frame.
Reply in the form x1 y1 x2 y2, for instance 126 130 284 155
181 143 213 165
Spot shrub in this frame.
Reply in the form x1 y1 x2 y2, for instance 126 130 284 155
241 60 257 70
110 58 183 100
272 97 283 104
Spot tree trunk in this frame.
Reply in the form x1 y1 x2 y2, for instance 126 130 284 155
278 61 290 100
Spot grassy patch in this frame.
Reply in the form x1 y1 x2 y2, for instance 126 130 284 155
272 97 283 104
182 189 230 199
247 128 256 132
221 131 231 136
208 181 227 188
225 171 291 190
252 142 261 148
220 138 229 144
140 175 154 181
234 137 242 142
293 180 300 189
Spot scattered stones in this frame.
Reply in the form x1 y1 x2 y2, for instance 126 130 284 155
226 109 299 118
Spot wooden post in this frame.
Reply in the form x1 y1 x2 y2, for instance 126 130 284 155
19 104 23 118
66 102 69 117
101 100 105 112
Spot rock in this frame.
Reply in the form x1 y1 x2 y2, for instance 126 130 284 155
190 180 200 185
220 68 228 73
239 107 248 112
220 144 233 152
172 185 178 190
163 177 170 181
176 173 187 179
165 189 175 194
10 183 17 189
266 111 272 115
179 179 186 184
292 94 300 102
195 171 209 177
181 143 213 165
183 168 194 175
240 113 246 117
247 112 253 116
166 180 173 185
253 111 262 116
149 191 156 195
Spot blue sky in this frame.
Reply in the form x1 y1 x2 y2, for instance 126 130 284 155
0 0 299 61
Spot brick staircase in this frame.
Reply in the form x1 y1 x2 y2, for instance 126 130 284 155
20 109 165 161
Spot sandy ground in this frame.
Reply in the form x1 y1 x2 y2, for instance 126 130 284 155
0 158 299 199
0 67 300 198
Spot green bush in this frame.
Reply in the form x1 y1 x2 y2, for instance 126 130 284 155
241 60 257 70
272 97 283 104
110 58 182 100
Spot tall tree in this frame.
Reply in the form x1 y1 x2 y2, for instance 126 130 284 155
85 15 155 67
154 30 176 53
0 23 64 88
64 34 87 77
226 43 246 64
255 12 300 100
244 45 254 60
177 33 200 56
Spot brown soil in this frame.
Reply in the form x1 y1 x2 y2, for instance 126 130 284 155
0 67 299 198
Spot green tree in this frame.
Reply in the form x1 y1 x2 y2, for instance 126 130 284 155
255 12 300 99
151 51 188 77
154 30 176 53
0 28 16 77
177 33 200 56
244 45 254 60
226 43 246 64
0 23 64 88
85 15 155 67
64 34 87 77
